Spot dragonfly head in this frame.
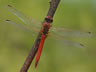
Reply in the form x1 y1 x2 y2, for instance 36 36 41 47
45 16 53 23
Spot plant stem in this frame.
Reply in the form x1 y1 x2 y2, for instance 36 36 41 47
20 0 61 72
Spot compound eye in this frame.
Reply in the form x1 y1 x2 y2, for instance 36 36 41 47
45 16 53 23
50 19 53 22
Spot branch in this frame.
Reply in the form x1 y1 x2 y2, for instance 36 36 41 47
20 0 60 72
47 0 60 17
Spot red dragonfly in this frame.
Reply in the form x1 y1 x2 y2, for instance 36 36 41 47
5 5 93 68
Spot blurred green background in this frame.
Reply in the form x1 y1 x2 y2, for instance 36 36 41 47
0 0 96 72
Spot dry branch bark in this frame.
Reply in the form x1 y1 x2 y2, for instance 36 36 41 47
20 0 61 72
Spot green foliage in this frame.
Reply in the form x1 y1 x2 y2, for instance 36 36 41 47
0 0 96 72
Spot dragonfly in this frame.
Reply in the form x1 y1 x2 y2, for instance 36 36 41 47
4 5 93 68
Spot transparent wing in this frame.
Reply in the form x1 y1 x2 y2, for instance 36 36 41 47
5 19 39 34
4 19 84 48
50 27 93 38
6 5 41 29
5 5 93 48
48 33 84 48
49 27 93 48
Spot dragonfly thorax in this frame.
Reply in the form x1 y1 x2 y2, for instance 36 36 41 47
40 16 53 36
41 22 51 35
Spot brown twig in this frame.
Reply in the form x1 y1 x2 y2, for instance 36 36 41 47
20 0 60 72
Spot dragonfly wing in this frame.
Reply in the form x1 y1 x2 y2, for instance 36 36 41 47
60 40 84 48
48 34 84 48
5 19 39 34
50 27 93 38
6 5 41 28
